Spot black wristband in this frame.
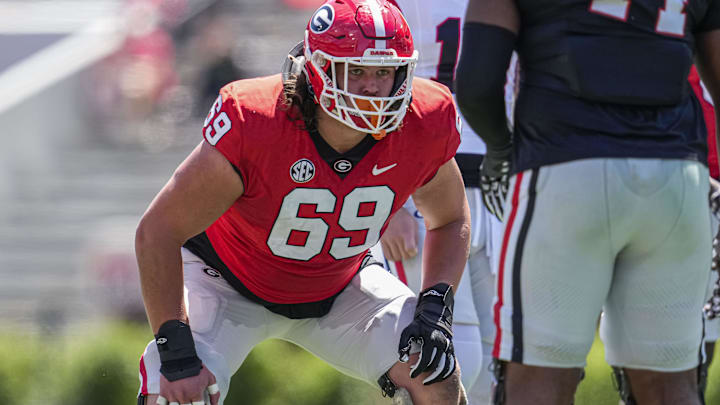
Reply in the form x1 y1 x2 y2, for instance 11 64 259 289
415 283 455 336
155 320 203 381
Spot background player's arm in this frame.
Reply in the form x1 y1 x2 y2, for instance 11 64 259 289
136 141 244 333
456 0 519 220
455 0 518 150
696 29 720 158
411 158 470 290
464 0 520 31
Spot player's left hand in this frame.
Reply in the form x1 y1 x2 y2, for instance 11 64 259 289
480 144 512 221
398 283 455 385
157 366 220 405
709 176 720 220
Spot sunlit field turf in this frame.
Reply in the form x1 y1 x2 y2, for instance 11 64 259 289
3 322 719 404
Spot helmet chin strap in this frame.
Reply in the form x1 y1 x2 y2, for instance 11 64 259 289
353 98 388 139
329 91 384 137
354 99 384 126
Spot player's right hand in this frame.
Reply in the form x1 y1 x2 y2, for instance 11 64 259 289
158 366 220 405
380 207 419 261
480 144 512 221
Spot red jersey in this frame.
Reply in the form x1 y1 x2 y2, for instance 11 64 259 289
200 74 460 304
689 66 718 179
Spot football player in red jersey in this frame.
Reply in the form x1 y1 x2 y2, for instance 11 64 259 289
135 1 470 404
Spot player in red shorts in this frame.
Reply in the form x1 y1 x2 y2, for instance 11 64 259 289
135 1 470 404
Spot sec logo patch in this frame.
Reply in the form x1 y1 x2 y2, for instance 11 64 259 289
290 158 316 183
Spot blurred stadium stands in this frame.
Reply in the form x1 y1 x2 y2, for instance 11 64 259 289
0 0 318 333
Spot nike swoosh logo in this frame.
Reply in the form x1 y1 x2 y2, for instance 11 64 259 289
372 163 397 176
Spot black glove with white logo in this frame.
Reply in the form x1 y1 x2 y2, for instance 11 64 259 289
398 283 455 385
155 320 203 381
480 143 512 222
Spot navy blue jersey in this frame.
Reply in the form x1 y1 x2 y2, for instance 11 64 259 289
512 0 720 173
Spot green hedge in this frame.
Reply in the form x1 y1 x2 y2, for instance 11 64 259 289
3 321 719 404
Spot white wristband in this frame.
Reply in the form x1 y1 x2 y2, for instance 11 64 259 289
207 383 220 396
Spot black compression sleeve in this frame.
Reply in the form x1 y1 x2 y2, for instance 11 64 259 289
455 22 517 152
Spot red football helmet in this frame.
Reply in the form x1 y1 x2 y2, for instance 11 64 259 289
303 0 417 135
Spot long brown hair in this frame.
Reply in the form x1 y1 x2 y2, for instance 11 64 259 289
280 54 318 134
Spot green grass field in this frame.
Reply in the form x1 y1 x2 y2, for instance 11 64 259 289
3 321 719 404
234 335 720 405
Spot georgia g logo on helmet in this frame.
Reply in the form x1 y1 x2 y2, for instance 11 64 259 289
310 4 334 34
303 0 418 136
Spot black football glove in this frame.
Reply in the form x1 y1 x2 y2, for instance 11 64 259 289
480 143 512 221
398 283 455 385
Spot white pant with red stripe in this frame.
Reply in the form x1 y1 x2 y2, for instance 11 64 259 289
493 158 711 371
138 249 417 403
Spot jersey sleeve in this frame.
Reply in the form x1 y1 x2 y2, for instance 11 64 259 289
444 99 463 162
418 93 462 186
201 85 247 183
698 0 720 32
